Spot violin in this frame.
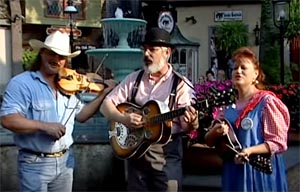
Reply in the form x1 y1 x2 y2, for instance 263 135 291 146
57 68 105 95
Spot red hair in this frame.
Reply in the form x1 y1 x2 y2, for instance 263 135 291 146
232 47 265 89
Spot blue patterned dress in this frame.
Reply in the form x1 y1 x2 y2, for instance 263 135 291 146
222 94 288 191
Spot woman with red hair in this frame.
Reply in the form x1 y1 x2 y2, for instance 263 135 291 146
205 47 290 191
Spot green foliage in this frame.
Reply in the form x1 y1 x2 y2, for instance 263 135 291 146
22 49 38 70
286 0 300 41
260 0 277 46
291 62 299 71
261 44 280 84
259 0 294 85
261 43 293 84
215 21 249 56
283 64 293 84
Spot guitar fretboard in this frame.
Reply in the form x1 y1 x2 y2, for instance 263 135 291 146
150 100 209 124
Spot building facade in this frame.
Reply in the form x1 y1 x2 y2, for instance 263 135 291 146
0 0 263 190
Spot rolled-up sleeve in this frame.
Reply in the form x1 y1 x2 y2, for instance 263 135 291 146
0 78 30 117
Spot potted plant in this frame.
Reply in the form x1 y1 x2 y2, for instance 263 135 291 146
215 21 249 56
214 21 249 69
286 0 300 41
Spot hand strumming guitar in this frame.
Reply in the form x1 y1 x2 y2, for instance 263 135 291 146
234 149 250 164
234 143 271 165
123 112 144 129
205 119 230 147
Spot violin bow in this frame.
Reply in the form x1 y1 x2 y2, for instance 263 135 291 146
92 53 109 80
61 53 109 126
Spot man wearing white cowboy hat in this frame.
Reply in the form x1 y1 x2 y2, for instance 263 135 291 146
100 27 199 191
0 30 117 192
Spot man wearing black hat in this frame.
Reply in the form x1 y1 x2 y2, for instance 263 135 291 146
100 27 199 191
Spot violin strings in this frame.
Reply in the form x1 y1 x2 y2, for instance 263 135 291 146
62 54 109 126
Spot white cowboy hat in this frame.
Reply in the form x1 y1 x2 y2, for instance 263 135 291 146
29 30 81 58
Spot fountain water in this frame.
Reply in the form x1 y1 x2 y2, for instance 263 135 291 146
86 18 147 82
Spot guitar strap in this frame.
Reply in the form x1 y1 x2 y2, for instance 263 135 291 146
129 70 180 109
169 73 180 109
129 70 144 104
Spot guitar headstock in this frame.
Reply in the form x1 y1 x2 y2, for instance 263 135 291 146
193 84 236 118
208 87 236 108
192 98 209 111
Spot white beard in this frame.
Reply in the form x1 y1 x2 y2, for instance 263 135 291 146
144 57 165 74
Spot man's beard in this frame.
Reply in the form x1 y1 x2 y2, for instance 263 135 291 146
144 57 166 74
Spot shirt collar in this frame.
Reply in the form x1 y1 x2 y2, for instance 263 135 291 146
30 71 48 85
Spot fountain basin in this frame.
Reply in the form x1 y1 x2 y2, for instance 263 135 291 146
102 18 147 49
86 48 144 82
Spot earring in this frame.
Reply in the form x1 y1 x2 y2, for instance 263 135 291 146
252 79 259 84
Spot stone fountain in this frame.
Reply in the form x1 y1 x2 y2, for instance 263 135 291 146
86 18 147 82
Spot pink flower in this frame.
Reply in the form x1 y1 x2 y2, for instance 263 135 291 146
189 130 198 139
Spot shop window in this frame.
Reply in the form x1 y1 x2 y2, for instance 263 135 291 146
45 0 85 19
172 49 179 64
180 49 186 64
172 49 186 76
187 50 193 81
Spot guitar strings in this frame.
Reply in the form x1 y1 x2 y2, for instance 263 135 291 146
225 144 250 162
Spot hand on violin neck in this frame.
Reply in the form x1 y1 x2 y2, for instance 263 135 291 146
103 79 118 92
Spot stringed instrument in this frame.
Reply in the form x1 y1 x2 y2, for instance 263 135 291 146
58 54 109 127
109 89 236 160
57 68 105 95
212 118 273 174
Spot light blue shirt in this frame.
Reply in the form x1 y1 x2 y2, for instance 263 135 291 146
0 71 84 153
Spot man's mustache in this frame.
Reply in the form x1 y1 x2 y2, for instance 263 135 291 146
144 57 152 63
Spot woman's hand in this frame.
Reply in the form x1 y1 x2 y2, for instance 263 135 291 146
234 149 250 164
208 119 229 136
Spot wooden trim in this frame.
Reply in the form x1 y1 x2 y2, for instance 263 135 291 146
9 0 23 76
43 0 86 20
143 0 262 6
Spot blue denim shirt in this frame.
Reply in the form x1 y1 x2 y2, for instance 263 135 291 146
0 71 84 153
